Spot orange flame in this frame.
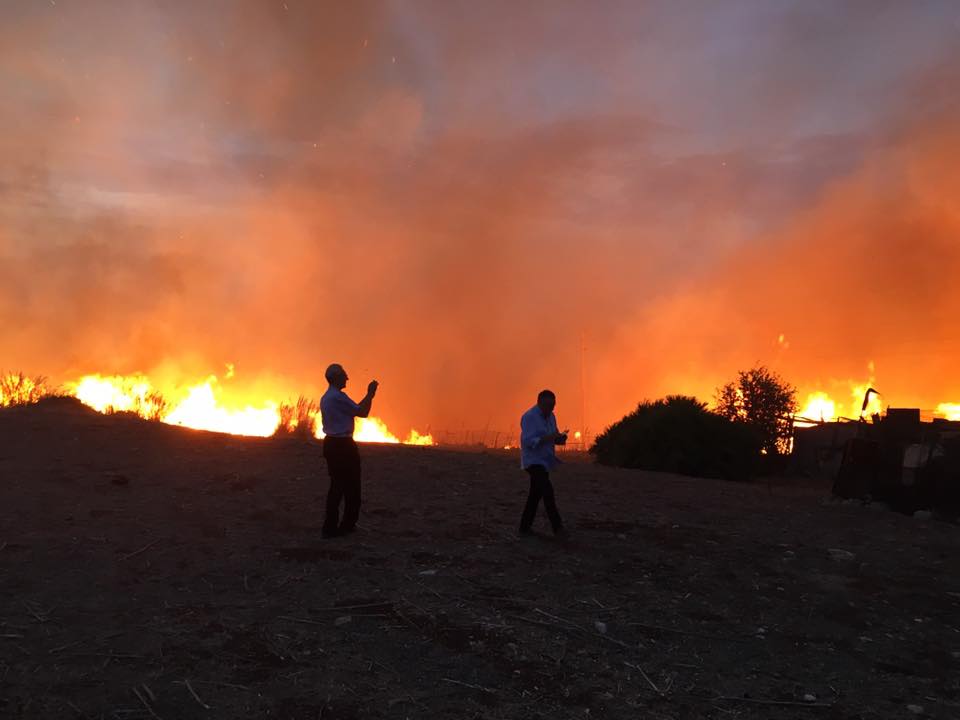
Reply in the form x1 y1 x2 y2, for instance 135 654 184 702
163 380 280 437
795 363 884 424
937 402 960 421
64 370 433 444
314 416 434 445
70 374 167 419
797 391 836 422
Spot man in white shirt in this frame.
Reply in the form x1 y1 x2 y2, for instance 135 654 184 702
519 389 568 537
319 363 378 538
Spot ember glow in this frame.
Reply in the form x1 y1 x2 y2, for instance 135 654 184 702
65 372 433 444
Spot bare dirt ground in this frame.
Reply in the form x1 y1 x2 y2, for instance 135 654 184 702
1 398 958 719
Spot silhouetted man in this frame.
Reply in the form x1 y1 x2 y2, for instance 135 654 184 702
319 363 378 538
519 389 568 538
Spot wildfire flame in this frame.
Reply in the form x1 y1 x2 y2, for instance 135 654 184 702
71 374 168 420
937 403 960 421
795 362 886 425
164 381 280 437
797 391 836 422
796 387 883 424
341 417 433 445
0 371 49 407
60 371 433 444
796 361 960 425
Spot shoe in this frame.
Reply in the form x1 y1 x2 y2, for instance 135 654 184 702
518 528 536 537
321 528 340 539
338 525 356 536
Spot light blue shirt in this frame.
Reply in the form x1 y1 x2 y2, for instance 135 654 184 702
320 386 361 437
520 405 560 470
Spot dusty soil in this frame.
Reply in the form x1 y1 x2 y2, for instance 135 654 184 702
1 398 958 719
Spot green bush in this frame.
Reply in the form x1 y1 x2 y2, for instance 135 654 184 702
590 395 759 480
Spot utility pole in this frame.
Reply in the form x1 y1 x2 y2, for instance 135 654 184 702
579 330 587 448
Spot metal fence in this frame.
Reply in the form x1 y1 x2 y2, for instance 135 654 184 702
431 428 592 452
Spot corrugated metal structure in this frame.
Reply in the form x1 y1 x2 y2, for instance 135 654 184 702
795 409 960 516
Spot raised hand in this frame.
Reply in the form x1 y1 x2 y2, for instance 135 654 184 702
367 380 379 395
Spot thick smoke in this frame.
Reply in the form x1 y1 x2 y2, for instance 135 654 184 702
1 0 959 435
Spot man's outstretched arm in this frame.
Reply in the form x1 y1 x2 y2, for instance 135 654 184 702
355 380 379 418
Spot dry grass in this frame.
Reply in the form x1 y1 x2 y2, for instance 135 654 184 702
276 395 319 438
105 390 170 422
130 390 169 421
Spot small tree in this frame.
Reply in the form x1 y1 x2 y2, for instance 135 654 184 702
715 366 797 455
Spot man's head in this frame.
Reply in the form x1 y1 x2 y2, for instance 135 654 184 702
325 363 348 389
537 389 556 416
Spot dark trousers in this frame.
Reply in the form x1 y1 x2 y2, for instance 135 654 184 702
322 437 361 534
520 464 564 533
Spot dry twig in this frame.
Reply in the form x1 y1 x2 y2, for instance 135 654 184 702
66 700 92 719
178 679 212 709
69 651 144 658
277 615 325 626
51 631 123 655
310 601 394 612
23 602 52 624
711 695 835 709
624 661 663 696
400 595 432 617
442 678 497 694
193 680 251 691
628 620 747 643
404 573 444 598
121 539 160 561
132 685 164 720
533 607 632 649
506 613 555 629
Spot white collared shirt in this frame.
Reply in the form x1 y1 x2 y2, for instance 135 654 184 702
520 405 560 470
320 386 361 437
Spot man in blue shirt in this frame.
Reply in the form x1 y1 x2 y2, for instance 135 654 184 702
519 389 568 537
319 363 378 538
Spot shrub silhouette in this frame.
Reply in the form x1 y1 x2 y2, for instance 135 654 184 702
715 366 797 456
590 395 759 480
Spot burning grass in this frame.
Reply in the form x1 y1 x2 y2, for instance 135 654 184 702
0 371 53 407
68 374 170 421
276 396 320 439
1 369 433 444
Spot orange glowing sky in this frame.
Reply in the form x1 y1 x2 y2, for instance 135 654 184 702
1 1 959 438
